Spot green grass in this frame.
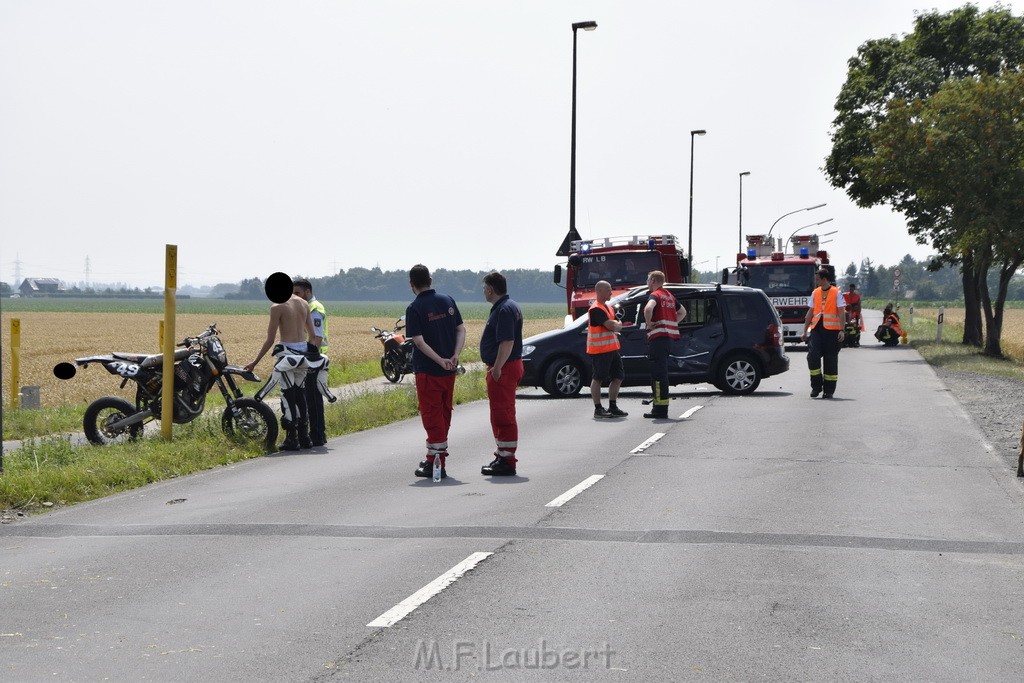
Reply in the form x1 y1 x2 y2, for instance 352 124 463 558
906 316 1024 381
1 298 569 319
0 370 490 512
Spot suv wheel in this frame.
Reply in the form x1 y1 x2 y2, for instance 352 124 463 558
543 358 584 397
716 354 762 395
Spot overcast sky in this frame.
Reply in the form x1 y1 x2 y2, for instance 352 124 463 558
1 0 1013 289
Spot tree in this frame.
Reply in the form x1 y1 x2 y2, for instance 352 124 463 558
862 71 1024 356
825 4 1024 348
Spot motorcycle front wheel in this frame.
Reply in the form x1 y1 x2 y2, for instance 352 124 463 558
221 398 279 452
83 396 144 445
381 356 402 383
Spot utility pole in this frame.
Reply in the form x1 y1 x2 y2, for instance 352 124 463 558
85 255 91 289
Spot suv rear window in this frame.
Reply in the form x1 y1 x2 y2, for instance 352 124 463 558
723 293 759 322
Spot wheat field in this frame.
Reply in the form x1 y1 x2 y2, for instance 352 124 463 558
1 311 563 408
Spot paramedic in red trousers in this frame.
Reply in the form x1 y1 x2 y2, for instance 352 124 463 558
588 280 628 419
643 271 685 419
480 271 524 477
406 264 466 479
801 268 846 398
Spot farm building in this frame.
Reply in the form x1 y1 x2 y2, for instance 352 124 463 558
19 278 64 297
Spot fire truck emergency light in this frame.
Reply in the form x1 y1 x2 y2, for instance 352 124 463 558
647 238 656 250
580 242 591 254
800 247 810 257
747 249 757 259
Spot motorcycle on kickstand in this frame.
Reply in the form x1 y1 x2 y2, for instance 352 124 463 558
371 317 414 383
74 324 279 450
371 316 466 383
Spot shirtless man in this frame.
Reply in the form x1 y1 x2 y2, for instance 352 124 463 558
245 291 316 450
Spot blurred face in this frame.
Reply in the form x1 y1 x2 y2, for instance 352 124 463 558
293 286 311 301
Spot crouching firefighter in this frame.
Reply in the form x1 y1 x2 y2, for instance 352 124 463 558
801 268 846 398
643 271 685 419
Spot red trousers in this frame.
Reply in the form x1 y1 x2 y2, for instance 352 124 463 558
415 373 455 458
486 359 524 460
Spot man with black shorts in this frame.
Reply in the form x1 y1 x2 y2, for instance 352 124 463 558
587 280 628 418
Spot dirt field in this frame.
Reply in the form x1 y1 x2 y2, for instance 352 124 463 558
1 312 564 408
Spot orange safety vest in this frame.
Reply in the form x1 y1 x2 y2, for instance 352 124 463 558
647 288 681 340
587 301 621 354
809 286 843 331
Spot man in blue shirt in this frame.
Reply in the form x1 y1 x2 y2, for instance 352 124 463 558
479 271 524 476
405 264 466 479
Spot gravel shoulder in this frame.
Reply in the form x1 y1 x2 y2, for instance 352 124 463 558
932 368 1024 474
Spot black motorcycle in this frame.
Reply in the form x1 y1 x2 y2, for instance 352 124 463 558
371 317 414 383
74 324 278 450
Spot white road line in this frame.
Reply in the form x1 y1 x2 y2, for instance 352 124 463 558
366 551 493 628
679 405 704 419
544 474 606 507
630 432 665 454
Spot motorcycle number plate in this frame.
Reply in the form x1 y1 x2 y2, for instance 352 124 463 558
112 362 141 377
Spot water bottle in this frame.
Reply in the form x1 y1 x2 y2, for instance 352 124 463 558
432 456 442 482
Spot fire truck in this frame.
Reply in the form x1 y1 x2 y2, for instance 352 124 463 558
729 233 835 343
554 234 689 321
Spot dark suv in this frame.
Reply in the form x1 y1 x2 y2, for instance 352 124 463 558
520 283 789 397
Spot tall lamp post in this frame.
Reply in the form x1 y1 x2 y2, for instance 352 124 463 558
558 20 598 257
766 203 826 248
687 129 706 274
786 219 835 246
738 171 751 252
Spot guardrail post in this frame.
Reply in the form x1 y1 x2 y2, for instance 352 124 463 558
936 306 944 342
10 318 20 408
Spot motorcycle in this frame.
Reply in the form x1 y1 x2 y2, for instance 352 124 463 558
371 317 414 383
371 316 466 383
74 324 278 450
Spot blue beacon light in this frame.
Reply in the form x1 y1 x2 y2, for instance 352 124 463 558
800 247 810 257
747 248 757 259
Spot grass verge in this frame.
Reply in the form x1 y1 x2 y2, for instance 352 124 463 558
0 370 489 513
907 316 1024 381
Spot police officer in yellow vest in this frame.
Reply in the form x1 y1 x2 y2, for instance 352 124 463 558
293 277 329 446
801 268 845 399
588 280 628 419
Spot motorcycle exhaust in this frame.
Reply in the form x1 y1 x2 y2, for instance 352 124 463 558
106 408 154 431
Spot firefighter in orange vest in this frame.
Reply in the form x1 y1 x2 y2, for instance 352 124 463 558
801 268 846 398
588 280 628 419
643 270 686 419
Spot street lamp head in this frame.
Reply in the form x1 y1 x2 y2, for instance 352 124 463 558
691 129 707 136
740 171 751 177
572 21 598 31
807 203 826 211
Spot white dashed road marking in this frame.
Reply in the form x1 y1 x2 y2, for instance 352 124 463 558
367 552 493 628
545 475 606 507
630 433 665 454
679 405 704 419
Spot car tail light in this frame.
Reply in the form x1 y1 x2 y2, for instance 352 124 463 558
767 323 782 347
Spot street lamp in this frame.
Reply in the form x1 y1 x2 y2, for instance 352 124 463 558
688 129 706 275
786 218 835 247
738 171 751 252
766 203 826 248
557 20 598 257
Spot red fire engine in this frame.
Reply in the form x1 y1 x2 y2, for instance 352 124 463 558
554 234 689 321
729 233 835 343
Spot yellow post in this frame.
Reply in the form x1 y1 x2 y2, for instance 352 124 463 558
159 319 164 348
10 318 20 408
161 245 177 440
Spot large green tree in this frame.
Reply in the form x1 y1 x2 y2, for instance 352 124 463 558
824 4 1024 348
862 72 1024 355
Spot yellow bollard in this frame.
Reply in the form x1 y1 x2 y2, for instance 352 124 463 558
159 319 164 349
10 318 20 408
161 246 177 440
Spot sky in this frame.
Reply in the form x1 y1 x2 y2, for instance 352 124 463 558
1 0 1015 289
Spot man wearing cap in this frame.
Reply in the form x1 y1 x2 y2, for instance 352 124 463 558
801 268 846 398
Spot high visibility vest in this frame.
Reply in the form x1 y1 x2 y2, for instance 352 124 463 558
309 299 329 350
809 287 842 331
647 288 680 340
587 302 621 354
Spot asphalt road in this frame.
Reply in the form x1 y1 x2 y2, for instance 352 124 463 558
3 313 1024 681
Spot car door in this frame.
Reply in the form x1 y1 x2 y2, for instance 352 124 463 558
614 292 652 377
672 293 725 379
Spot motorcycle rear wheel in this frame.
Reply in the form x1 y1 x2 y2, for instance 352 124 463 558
221 398 279 452
381 356 402 383
83 396 144 446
